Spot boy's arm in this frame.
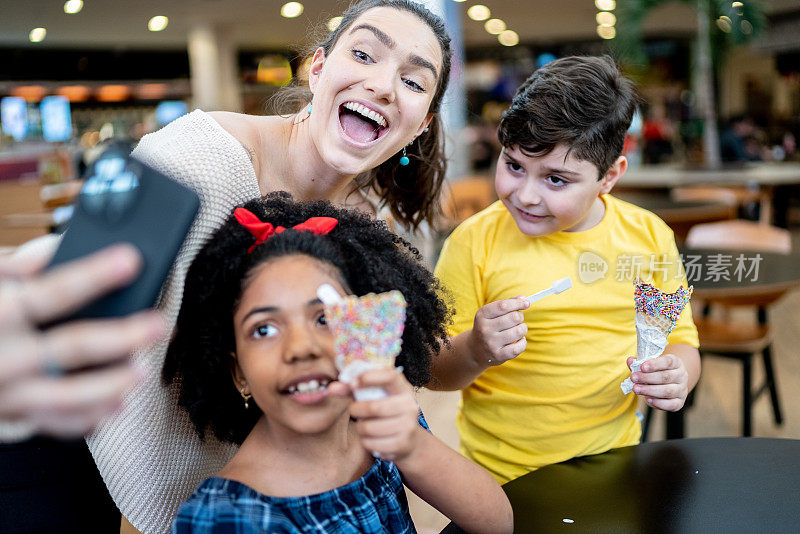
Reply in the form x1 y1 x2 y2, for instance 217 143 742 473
429 330 486 391
668 343 701 392
429 295 529 391
431 232 528 391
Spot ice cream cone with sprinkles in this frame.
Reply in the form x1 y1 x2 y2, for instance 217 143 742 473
321 288 407 400
621 278 692 394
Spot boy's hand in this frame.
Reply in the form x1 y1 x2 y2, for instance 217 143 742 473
348 367 421 463
627 354 689 412
470 296 529 366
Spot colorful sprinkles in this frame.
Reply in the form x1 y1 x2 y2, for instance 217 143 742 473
634 278 693 327
326 290 407 367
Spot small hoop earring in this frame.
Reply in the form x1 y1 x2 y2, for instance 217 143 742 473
240 386 252 409
293 104 312 125
399 145 410 166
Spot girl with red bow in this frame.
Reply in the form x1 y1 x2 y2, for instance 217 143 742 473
163 193 512 533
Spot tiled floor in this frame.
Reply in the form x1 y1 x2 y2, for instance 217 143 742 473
408 226 800 533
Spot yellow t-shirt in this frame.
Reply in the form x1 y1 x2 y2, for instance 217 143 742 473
433 195 699 484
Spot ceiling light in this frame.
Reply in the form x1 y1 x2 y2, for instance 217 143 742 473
64 0 83 14
453 0 467 3
732 1 744 7
328 17 342 31
96 85 130 102
716 16 732 32
12 85 47 101
484 18 506 35
596 12 616 26
467 5 491 21
148 16 168 32
498 29 519 46
57 85 91 102
595 0 616 10
29 28 46 43
281 2 304 18
597 25 616 39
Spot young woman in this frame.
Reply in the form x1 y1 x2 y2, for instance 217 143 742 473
85 1 455 532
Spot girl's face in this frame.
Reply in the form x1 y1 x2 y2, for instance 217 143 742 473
232 254 350 436
307 6 442 176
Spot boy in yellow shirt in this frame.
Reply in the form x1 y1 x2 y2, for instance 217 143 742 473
432 56 700 484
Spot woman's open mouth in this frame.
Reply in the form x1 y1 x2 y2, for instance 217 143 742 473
338 101 390 146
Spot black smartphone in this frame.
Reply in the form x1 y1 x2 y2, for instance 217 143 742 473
46 145 199 322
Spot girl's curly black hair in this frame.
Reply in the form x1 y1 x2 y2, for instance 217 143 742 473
163 191 451 445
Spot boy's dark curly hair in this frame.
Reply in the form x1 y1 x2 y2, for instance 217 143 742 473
497 55 640 179
163 192 451 445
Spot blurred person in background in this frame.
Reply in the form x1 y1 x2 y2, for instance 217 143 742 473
720 114 768 162
642 103 675 164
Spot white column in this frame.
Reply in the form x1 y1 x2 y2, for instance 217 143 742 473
420 0 469 180
187 24 242 112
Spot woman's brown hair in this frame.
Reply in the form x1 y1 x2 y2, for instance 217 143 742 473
270 0 453 230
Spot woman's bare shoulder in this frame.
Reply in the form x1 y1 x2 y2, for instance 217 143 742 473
207 112 284 165
207 112 258 150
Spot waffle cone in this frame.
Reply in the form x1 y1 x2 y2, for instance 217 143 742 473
641 312 675 338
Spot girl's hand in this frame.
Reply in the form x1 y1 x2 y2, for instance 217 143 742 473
627 353 689 412
348 367 421 463
470 296 529 366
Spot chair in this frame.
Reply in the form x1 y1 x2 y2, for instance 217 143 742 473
672 186 769 224
686 220 790 436
439 176 496 231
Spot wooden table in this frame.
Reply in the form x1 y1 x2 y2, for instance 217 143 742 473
619 163 800 226
442 438 800 533
621 162 800 189
615 192 736 242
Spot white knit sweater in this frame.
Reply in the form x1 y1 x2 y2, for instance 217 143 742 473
86 110 261 533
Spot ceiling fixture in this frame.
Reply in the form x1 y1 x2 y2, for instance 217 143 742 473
148 16 168 32
64 0 83 14
498 29 519 46
467 5 491 21
281 2 304 18
29 28 46 43
484 18 506 35
597 25 616 39
328 17 342 31
596 12 616 26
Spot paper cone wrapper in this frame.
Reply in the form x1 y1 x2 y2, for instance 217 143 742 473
325 290 407 394
621 279 692 394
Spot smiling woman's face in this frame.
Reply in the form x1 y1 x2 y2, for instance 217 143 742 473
306 6 443 176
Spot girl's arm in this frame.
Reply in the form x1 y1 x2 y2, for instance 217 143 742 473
350 369 514 534
398 428 513 533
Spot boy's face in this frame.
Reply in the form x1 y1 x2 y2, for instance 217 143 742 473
495 143 625 237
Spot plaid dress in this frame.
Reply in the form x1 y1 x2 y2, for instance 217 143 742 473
171 414 429 533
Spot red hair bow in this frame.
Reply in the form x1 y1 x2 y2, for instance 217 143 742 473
234 208 338 254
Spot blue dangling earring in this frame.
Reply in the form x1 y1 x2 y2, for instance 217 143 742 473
308 104 312 115
399 145 410 166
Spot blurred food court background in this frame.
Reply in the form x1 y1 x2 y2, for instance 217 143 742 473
2 2 800 531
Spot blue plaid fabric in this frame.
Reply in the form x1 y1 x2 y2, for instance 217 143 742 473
171 413 430 533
